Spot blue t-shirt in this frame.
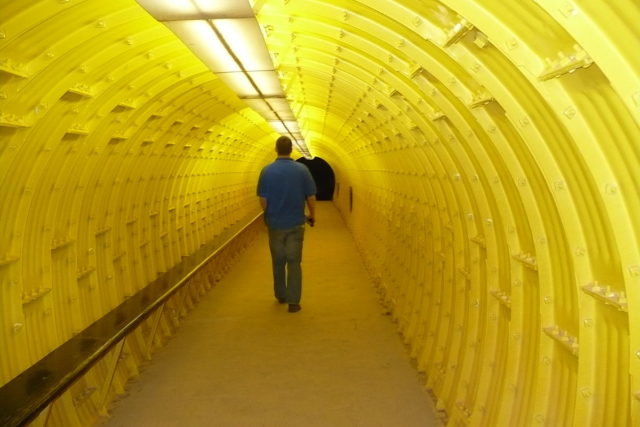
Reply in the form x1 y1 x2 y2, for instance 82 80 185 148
257 158 316 229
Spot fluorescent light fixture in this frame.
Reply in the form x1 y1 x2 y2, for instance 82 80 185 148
268 121 288 134
217 72 259 97
242 98 279 120
217 72 283 98
211 19 273 71
246 71 285 97
165 20 239 72
268 120 301 135
268 110 295 121
136 0 254 20
135 0 312 157
281 121 300 132
264 98 296 120
242 98 296 121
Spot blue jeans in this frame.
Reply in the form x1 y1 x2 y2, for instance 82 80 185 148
268 226 305 304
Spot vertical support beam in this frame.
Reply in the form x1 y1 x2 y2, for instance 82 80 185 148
145 304 165 360
177 284 192 317
97 339 126 417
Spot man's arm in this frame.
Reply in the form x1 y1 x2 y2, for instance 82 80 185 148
259 197 267 211
306 195 316 221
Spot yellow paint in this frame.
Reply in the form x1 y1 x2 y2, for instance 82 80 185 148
1 0 638 425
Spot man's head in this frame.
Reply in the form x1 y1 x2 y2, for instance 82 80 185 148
275 136 292 156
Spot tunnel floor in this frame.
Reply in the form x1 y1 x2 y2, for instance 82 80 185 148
100 202 440 427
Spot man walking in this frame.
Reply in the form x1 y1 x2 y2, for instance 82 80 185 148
257 136 316 313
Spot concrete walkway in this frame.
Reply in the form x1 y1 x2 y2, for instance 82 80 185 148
102 202 440 427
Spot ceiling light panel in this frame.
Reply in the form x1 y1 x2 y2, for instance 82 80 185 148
281 121 300 132
217 72 260 97
247 71 285 97
268 121 288 134
136 0 311 157
136 0 254 20
264 97 294 115
212 19 274 71
165 20 239 72
242 99 280 120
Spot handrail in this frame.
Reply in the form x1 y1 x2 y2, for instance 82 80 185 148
0 212 263 427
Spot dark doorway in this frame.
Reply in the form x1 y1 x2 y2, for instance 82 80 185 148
296 157 335 201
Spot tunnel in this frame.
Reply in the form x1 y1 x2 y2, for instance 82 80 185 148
296 157 335 200
0 0 639 426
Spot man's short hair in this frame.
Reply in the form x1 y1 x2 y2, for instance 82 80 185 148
276 136 292 155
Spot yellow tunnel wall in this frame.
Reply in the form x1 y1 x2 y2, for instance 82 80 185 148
1 0 639 426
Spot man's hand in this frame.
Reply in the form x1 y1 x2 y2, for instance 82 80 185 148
305 195 316 227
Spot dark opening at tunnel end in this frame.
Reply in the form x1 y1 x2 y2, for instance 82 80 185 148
296 157 336 201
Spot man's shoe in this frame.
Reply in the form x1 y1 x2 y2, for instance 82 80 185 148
288 304 301 313
277 297 287 304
